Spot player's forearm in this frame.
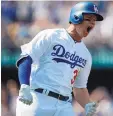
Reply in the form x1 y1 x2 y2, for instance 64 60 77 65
73 88 91 108
17 55 32 85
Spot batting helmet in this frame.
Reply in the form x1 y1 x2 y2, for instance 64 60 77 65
69 2 103 24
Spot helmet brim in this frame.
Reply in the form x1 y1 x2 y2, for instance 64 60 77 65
83 12 103 21
94 13 103 21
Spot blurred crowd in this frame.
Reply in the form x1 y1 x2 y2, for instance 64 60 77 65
1 80 18 116
1 79 113 116
1 1 113 51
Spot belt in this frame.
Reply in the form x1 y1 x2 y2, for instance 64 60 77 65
35 88 69 101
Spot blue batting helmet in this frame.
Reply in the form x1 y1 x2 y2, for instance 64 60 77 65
69 2 103 24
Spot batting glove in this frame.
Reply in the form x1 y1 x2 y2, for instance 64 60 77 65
18 84 33 105
85 102 98 116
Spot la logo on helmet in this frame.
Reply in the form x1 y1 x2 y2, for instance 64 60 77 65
93 5 98 13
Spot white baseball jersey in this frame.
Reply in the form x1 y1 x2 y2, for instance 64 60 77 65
20 28 92 97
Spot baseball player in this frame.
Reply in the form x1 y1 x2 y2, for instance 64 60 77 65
16 2 103 116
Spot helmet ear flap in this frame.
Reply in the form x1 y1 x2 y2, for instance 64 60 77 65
69 15 83 24
69 15 79 24
74 15 79 21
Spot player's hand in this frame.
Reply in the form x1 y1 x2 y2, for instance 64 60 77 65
85 102 98 116
18 84 33 105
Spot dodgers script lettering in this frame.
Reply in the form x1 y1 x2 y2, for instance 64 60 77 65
51 44 87 68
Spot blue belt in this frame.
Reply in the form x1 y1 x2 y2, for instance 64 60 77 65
35 88 69 101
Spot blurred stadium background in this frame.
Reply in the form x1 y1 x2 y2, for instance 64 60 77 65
1 1 113 116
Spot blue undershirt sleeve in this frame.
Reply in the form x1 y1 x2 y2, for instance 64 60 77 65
18 55 32 85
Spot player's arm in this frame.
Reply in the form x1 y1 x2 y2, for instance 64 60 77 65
73 54 98 116
73 88 98 116
16 55 33 105
17 30 53 86
16 30 53 105
17 55 32 85
73 87 91 108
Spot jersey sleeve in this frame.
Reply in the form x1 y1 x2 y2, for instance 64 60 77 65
20 30 52 63
73 54 92 88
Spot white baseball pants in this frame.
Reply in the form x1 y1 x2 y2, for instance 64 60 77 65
16 91 76 116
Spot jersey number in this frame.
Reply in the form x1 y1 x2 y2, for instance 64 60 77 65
71 70 78 84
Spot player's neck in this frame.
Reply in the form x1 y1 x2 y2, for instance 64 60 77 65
66 25 82 42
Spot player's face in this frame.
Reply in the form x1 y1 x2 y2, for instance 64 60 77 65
75 14 97 37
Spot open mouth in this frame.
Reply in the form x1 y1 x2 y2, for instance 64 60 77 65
87 27 92 33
